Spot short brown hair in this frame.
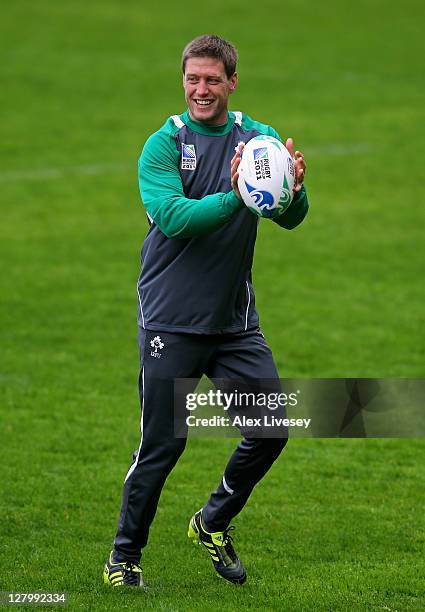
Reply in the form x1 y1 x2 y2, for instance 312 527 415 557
182 35 238 79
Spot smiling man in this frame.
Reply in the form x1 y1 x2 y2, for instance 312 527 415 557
103 34 309 589
184 55 237 125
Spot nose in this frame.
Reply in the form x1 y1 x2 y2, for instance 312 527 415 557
196 79 209 97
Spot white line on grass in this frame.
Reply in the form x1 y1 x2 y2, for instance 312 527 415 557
304 143 371 157
0 161 133 183
0 143 371 183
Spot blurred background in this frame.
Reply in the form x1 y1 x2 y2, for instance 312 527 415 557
1 1 424 609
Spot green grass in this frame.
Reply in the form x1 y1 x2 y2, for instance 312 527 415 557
1 0 424 610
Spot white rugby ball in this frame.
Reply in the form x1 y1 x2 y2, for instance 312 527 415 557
237 135 295 218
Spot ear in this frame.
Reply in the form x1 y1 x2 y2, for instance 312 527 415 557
229 72 238 93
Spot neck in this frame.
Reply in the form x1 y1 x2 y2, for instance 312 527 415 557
188 110 228 127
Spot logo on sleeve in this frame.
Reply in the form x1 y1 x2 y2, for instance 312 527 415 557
181 143 197 170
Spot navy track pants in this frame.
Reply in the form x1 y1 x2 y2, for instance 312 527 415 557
113 328 288 562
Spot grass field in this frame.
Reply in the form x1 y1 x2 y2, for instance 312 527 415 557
1 0 425 610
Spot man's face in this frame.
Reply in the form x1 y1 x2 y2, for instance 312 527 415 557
183 57 237 126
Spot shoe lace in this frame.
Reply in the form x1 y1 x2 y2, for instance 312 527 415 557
222 526 237 562
123 561 142 573
222 525 235 545
123 561 143 585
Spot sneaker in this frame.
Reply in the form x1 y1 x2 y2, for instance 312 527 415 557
103 551 147 589
188 510 246 584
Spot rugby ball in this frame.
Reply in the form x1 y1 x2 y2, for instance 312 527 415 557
237 135 295 218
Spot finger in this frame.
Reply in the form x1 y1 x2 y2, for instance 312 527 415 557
285 138 295 158
232 144 242 158
294 175 303 191
232 152 242 170
294 169 304 191
231 160 240 178
232 172 241 198
294 148 306 174
296 161 306 176
295 156 306 172
231 146 243 165
231 158 240 177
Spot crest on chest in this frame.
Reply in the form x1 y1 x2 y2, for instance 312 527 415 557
181 143 197 170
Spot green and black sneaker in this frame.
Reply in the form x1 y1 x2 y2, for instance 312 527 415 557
103 551 147 589
188 510 247 585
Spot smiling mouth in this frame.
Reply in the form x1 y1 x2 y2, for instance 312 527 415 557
194 99 214 106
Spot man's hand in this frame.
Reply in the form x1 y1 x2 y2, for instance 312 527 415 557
285 138 306 193
231 142 245 201
231 139 306 200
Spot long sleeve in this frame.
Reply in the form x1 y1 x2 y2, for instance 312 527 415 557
138 129 243 239
273 184 309 229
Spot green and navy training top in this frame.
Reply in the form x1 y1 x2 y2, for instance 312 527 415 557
137 110 309 334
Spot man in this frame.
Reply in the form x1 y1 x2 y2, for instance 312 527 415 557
103 34 308 588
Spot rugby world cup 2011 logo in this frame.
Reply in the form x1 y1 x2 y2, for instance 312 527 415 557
181 143 196 170
244 180 275 217
253 147 268 160
253 147 271 180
